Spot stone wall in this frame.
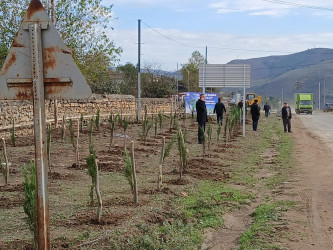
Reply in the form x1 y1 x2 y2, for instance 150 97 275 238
0 94 174 133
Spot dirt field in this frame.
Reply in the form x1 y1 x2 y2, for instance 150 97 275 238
1 113 332 249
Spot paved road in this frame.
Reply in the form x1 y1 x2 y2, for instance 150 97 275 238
297 111 333 152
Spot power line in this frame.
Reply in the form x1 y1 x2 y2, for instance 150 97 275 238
141 21 204 49
262 0 333 12
141 20 295 54
141 21 333 56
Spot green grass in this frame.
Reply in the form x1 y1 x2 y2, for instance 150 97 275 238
177 181 254 229
106 180 254 249
238 201 295 250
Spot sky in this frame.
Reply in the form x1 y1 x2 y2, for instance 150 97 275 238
102 0 333 71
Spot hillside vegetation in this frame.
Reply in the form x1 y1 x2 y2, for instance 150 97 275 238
229 48 333 103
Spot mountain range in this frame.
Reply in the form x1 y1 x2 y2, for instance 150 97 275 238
228 48 333 105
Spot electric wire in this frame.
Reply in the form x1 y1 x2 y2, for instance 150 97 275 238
262 0 333 12
142 21 295 54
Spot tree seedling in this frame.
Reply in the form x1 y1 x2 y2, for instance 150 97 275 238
22 161 37 248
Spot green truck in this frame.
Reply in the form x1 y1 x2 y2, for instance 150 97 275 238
295 93 313 114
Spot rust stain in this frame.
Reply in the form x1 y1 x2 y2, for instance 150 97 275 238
61 49 70 55
3 53 17 75
46 85 70 97
44 78 61 83
27 0 44 20
43 47 56 72
12 39 25 48
16 89 32 100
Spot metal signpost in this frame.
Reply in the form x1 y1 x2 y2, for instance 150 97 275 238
199 64 251 136
0 1 91 249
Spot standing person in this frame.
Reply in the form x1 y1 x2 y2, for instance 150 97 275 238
213 98 226 126
238 100 243 109
264 102 271 117
196 94 208 144
281 102 292 132
250 99 260 131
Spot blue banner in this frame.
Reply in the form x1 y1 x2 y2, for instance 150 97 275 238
185 92 218 115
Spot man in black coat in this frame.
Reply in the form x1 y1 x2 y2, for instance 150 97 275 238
281 102 292 132
263 102 271 117
196 94 208 144
250 99 260 131
213 98 226 126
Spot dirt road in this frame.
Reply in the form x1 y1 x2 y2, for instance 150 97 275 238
290 113 333 249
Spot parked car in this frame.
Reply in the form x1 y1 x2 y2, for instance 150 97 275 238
323 103 333 112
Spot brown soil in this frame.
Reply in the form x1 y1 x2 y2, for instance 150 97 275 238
0 118 244 248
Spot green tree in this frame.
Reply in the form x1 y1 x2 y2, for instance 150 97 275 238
189 50 205 67
117 63 138 96
0 0 122 88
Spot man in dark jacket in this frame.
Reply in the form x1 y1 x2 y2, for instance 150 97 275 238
196 94 208 144
213 98 226 126
281 102 292 132
250 99 260 131
263 103 271 117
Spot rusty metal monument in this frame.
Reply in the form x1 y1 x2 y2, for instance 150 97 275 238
0 0 92 249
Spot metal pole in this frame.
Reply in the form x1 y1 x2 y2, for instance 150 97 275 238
324 79 326 105
319 81 321 110
176 62 179 96
203 64 206 94
243 65 246 137
282 88 284 104
29 23 50 249
203 46 207 94
138 19 141 121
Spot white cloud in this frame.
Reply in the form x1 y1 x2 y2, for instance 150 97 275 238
109 27 333 70
209 0 333 17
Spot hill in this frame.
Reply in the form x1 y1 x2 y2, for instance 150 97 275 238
228 48 333 104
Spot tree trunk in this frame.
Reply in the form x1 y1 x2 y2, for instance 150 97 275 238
130 141 138 204
95 159 102 222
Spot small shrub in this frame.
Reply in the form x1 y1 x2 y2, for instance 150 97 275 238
124 148 133 191
154 116 158 138
217 123 222 142
22 161 37 248
95 108 100 131
108 113 117 150
69 119 75 148
163 134 177 162
158 111 163 133
207 123 212 151
80 113 84 132
177 129 188 180
89 117 94 152
86 149 97 206
10 119 15 147
200 126 206 159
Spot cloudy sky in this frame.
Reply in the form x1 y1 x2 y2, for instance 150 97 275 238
102 0 333 71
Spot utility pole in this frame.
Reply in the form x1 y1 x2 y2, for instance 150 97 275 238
202 46 207 94
324 79 326 106
319 81 321 110
138 19 141 121
184 67 190 91
176 62 179 96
